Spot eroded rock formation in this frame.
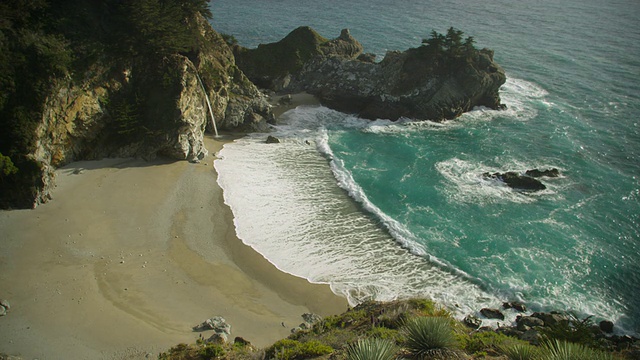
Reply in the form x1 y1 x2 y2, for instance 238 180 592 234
234 27 507 121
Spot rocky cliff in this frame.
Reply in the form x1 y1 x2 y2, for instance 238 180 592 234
235 27 506 121
1 13 273 209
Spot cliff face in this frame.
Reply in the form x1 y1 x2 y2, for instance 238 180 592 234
5 14 273 209
235 27 506 121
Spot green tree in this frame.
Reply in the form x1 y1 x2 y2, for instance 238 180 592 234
422 30 445 56
0 153 19 177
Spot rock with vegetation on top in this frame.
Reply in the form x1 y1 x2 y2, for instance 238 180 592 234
234 26 506 122
0 3 274 209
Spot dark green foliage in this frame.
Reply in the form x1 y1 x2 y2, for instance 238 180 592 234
540 339 617 360
402 316 459 358
0 0 214 208
0 153 19 178
419 27 478 73
540 315 600 349
198 344 225 359
461 331 525 356
221 33 239 47
265 339 333 360
499 342 540 360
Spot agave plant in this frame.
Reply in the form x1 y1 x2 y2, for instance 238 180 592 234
540 339 615 360
401 316 460 359
346 338 398 360
499 342 539 360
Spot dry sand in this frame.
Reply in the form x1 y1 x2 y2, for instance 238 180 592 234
0 132 346 359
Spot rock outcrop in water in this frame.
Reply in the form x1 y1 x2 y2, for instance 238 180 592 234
234 27 507 121
482 168 560 191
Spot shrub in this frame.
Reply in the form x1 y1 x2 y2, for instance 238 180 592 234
407 299 451 318
367 326 404 343
199 343 225 359
265 339 333 360
540 314 599 349
402 317 459 358
499 342 540 360
347 338 398 360
461 331 518 354
539 339 616 360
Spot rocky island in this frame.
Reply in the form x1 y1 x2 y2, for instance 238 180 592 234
234 26 506 121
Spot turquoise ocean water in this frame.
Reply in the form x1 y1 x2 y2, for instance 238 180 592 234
210 0 640 333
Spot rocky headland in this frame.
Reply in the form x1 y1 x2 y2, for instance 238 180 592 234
0 7 273 209
234 26 507 121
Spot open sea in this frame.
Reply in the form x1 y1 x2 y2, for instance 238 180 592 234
209 0 640 333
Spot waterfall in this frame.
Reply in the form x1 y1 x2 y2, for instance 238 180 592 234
193 68 219 137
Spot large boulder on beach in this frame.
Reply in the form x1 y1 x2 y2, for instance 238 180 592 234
193 315 232 336
234 27 506 122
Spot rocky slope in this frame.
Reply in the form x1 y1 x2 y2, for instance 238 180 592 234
234 27 506 121
2 14 273 209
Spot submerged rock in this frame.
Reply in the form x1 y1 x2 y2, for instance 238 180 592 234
483 171 546 191
525 168 560 178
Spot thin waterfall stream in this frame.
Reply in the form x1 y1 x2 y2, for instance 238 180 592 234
193 68 219 137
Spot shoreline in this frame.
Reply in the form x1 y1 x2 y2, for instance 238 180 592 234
0 130 346 359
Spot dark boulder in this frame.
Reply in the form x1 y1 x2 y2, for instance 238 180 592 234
516 315 545 331
525 168 560 178
531 311 569 327
503 301 527 312
483 171 546 191
480 308 505 320
463 315 482 329
266 135 281 144
600 320 615 333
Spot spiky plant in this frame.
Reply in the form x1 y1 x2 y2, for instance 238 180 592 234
499 342 540 360
347 338 398 360
401 316 461 359
540 339 616 360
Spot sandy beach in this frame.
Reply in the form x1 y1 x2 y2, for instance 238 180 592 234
0 125 346 359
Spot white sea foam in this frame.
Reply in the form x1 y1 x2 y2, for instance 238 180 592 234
434 158 562 204
214 112 503 319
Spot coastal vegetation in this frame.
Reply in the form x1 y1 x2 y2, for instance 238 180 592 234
159 299 635 360
0 0 212 208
